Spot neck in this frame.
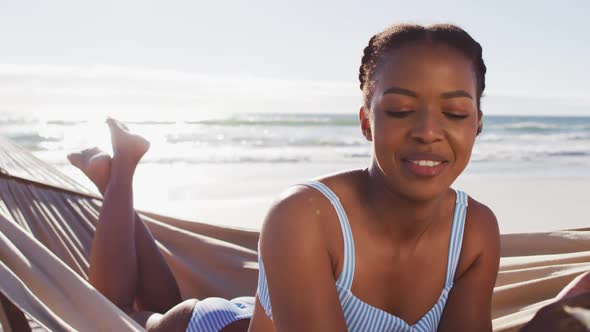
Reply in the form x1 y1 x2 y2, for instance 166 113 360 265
363 163 449 242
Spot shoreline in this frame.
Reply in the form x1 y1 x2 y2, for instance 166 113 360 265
57 162 590 235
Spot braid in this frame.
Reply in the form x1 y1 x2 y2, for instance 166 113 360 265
358 23 487 113
359 35 378 92
477 53 487 94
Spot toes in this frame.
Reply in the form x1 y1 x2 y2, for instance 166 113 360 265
86 147 102 155
106 117 127 130
68 147 107 168
67 153 83 166
81 147 98 155
106 117 121 131
77 147 104 161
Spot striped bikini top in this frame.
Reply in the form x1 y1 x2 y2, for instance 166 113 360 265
257 181 469 332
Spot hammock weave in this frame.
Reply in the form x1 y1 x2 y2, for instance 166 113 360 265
0 136 589 331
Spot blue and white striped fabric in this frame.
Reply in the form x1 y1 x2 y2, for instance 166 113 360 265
186 296 254 332
257 181 468 332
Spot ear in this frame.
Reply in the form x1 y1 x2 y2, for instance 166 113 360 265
359 107 373 141
477 110 483 135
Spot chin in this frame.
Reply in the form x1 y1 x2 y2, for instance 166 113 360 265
389 177 453 202
372 161 458 201
402 185 447 202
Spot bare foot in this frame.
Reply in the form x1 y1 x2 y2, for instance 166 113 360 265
67 147 111 193
106 117 150 165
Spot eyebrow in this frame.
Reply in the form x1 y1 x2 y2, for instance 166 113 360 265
441 90 473 100
383 87 418 98
383 86 473 100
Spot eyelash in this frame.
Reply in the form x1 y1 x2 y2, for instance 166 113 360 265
385 110 413 118
444 112 469 120
385 110 468 120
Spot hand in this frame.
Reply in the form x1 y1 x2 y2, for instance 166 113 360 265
521 292 590 332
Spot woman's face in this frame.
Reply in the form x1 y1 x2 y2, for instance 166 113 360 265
361 42 480 201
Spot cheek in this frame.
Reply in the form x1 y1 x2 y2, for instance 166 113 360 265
447 114 479 149
370 121 406 166
448 128 477 161
371 119 403 146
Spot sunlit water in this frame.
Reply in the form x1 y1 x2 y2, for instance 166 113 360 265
2 110 589 231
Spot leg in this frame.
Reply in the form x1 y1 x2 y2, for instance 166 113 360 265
83 118 181 312
69 145 181 312
68 128 181 312
86 118 146 309
70 119 249 331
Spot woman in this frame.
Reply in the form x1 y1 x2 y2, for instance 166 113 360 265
249 23 500 332
79 23 502 332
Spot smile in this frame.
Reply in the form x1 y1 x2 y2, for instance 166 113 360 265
410 160 442 167
401 157 449 177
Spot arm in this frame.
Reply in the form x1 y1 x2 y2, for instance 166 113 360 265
437 199 501 332
259 187 348 332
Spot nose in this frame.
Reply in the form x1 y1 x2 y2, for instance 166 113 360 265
409 109 444 144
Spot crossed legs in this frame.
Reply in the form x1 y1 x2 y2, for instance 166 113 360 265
69 119 194 330
69 119 257 332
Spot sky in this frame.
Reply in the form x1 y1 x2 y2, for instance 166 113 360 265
0 0 589 118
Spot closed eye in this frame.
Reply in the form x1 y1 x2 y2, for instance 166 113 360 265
385 110 414 118
444 112 469 120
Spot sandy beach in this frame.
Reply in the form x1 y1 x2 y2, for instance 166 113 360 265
58 161 590 235
455 176 590 234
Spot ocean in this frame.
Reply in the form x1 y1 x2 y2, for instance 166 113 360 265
1 110 589 230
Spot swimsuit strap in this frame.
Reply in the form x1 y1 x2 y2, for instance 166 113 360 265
303 183 470 290
445 190 469 286
255 180 357 318
303 181 356 290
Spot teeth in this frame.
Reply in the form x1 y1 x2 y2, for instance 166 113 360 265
411 160 441 167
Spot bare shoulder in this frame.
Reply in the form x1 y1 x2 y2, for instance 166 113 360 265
455 195 501 279
259 181 340 264
260 170 363 250
261 184 331 240
465 196 500 243
257 176 355 331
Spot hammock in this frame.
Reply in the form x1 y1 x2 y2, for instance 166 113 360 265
0 136 589 332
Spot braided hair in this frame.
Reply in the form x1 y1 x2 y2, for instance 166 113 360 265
359 24 487 116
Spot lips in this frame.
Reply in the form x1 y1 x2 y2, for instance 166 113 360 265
401 152 449 177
